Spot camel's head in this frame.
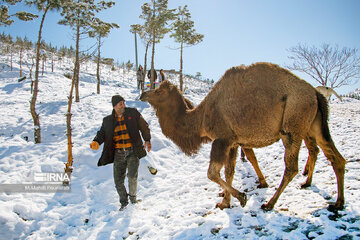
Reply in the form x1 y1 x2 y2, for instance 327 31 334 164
140 80 181 108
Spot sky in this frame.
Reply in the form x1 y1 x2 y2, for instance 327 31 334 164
1 0 360 94
1 50 360 239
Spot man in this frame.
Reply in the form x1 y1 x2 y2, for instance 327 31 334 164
147 69 157 81
158 69 165 83
90 95 151 210
136 65 144 90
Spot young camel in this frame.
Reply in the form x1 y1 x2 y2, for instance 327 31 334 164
140 62 346 211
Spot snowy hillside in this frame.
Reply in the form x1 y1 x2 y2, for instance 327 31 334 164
0 53 360 240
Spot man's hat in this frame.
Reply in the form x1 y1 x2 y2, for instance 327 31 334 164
112 95 125 107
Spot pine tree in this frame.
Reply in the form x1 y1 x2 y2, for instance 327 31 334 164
2 34 14 71
130 23 152 92
59 0 116 102
170 5 203 91
140 0 175 89
88 18 119 94
26 0 69 143
14 36 24 77
1 0 38 26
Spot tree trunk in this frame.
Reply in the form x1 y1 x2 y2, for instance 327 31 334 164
134 30 138 70
64 75 75 183
31 7 49 144
19 48 22 77
150 32 156 89
142 41 150 93
180 41 184 92
74 22 80 102
96 36 101 94
42 55 45 75
29 58 34 80
51 54 54 72
10 50 13 71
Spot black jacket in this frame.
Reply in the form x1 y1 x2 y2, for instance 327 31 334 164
93 107 151 166
147 69 157 80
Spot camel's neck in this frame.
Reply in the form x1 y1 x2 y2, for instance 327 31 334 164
156 103 204 156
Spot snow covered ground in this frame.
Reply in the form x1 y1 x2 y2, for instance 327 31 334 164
0 53 359 240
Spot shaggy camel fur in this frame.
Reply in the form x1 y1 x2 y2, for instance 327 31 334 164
140 62 346 211
181 95 268 189
181 95 324 191
316 86 343 102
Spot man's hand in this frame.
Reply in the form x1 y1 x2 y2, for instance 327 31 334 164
90 141 100 150
144 141 151 152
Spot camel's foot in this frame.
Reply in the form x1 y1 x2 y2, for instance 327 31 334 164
218 191 225 197
328 200 345 212
261 203 274 211
301 181 311 189
258 182 268 188
303 168 309 176
235 192 247 208
216 202 231 210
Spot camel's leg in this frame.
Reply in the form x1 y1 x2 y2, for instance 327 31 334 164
208 139 247 209
315 136 346 210
301 136 320 188
309 111 346 210
242 148 268 188
217 147 238 209
261 134 302 211
240 148 246 162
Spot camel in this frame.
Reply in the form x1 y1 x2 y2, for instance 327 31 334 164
173 91 320 192
140 62 346 211
181 95 268 189
316 86 343 102
182 96 319 190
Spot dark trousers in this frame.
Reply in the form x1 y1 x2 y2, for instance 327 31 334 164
113 150 139 206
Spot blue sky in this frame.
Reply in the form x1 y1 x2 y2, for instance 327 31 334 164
2 0 360 94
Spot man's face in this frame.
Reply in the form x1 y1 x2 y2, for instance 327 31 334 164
114 101 125 115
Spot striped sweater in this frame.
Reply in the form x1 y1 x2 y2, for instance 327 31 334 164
113 115 133 150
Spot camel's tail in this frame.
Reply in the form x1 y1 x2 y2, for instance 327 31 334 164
331 89 343 102
316 91 332 142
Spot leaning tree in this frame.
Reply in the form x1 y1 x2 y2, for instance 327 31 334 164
26 0 69 143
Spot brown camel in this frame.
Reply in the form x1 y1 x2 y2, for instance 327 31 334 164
181 95 268 189
182 95 320 192
140 62 346 211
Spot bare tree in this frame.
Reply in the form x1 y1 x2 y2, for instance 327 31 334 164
287 43 360 89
